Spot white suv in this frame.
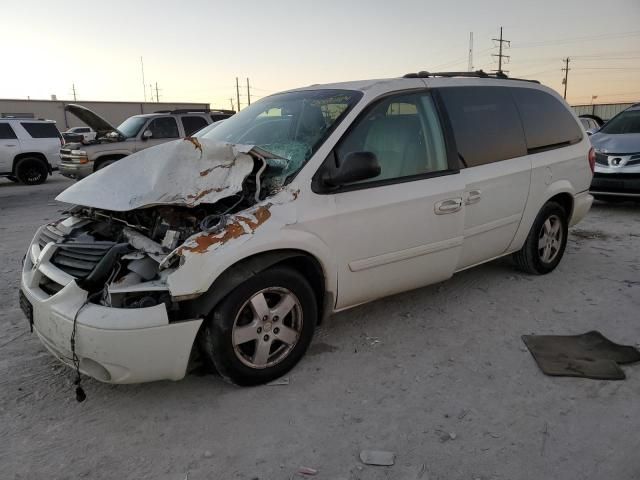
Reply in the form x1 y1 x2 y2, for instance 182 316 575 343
0 118 62 184
20 72 594 386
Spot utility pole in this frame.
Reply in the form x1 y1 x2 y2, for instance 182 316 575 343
149 84 153 102
562 57 570 99
491 27 510 74
468 32 474 72
155 82 160 103
140 57 147 102
246 78 251 106
230 98 235 111
236 77 241 112
72 83 77 101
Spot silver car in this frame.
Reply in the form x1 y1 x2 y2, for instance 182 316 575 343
589 103 640 200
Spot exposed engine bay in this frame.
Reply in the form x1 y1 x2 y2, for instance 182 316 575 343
44 138 295 312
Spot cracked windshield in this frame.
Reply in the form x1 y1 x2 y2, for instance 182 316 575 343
200 89 361 181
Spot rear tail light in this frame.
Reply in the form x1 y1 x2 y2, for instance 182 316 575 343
588 147 595 174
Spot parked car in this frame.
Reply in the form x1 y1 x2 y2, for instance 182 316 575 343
62 126 96 143
589 103 640 200
20 73 593 386
0 117 63 185
59 105 234 179
579 115 602 135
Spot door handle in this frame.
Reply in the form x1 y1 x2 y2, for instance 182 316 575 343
5 144 16 147
465 189 482 205
434 198 463 215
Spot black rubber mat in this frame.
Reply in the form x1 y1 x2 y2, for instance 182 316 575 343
522 331 640 380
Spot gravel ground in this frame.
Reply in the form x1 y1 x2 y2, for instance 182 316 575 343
1 174 639 480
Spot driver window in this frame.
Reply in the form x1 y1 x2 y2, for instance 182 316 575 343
336 93 449 183
146 117 179 139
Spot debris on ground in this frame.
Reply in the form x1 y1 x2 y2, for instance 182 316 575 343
266 377 290 386
359 450 395 466
297 466 318 476
437 430 457 442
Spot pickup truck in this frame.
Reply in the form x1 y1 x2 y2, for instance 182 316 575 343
59 104 234 179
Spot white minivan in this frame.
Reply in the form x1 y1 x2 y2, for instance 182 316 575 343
20 72 594 386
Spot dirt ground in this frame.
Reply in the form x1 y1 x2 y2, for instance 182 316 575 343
1 174 639 480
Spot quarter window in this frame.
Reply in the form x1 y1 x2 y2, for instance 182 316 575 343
438 86 527 167
181 116 208 136
0 123 17 139
20 122 60 138
335 92 449 183
146 117 179 139
511 88 582 151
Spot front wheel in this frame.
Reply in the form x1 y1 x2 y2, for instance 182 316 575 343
199 266 317 386
513 201 568 275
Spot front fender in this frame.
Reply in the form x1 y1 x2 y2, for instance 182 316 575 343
166 189 336 300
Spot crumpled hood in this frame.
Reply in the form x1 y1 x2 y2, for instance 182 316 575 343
590 132 640 154
56 138 255 211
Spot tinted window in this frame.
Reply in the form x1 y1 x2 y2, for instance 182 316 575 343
336 92 449 183
147 117 179 139
0 123 17 139
439 86 526 167
181 116 208 136
511 88 582 150
600 109 640 135
21 122 60 138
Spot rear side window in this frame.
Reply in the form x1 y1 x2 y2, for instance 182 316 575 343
21 122 60 138
181 116 208 136
0 123 17 139
511 88 582 151
438 87 526 167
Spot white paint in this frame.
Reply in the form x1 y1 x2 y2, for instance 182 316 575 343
56 138 255 211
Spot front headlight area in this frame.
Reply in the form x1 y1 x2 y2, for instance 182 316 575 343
61 149 89 164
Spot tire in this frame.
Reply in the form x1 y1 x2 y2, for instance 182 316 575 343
15 157 48 185
513 201 568 275
199 266 317 386
96 159 117 171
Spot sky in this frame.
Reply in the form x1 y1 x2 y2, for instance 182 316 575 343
1 0 639 108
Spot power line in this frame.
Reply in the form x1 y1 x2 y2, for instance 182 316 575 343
492 27 510 74
562 57 570 99
512 30 640 49
140 57 146 102
236 77 241 112
468 32 474 72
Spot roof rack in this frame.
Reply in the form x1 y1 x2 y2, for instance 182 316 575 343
154 108 236 115
402 69 540 84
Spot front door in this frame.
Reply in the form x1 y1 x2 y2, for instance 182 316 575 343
136 116 181 152
308 91 466 309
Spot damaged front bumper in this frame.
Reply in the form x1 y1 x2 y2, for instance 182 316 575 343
20 231 202 384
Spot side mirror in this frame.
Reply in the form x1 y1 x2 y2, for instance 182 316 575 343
322 151 381 187
142 129 153 140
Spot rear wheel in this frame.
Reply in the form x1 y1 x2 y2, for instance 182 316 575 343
513 201 568 275
199 266 317 386
15 157 48 185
